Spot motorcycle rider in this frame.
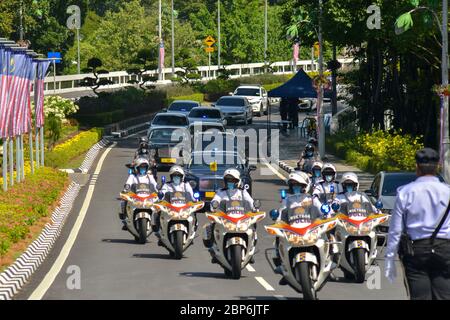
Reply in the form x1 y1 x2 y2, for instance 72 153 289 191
312 163 342 216
274 172 324 285
309 161 324 189
134 137 157 179
155 165 196 237
297 143 321 173
120 157 158 231
334 172 381 214
203 169 256 262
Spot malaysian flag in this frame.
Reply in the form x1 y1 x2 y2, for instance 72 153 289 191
293 42 300 65
159 41 165 70
0 45 8 138
11 51 27 137
34 60 50 128
21 55 36 134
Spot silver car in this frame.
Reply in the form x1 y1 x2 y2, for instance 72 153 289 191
167 100 200 115
214 96 253 125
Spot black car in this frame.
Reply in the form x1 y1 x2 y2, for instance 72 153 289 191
185 150 256 209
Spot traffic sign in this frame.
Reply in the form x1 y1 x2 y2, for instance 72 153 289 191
47 52 62 64
204 36 216 47
205 47 215 53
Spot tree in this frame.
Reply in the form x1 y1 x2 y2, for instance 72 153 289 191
79 58 114 95
127 48 159 91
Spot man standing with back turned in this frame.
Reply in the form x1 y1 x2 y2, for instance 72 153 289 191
385 148 450 300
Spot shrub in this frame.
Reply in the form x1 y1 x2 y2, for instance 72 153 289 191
46 128 103 168
167 93 204 106
327 129 424 174
0 167 68 258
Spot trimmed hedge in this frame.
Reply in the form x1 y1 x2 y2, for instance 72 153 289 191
45 128 103 168
327 130 424 174
0 167 68 258
167 93 204 106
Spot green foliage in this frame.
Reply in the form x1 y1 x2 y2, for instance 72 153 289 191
167 94 204 106
0 167 68 258
327 130 425 174
45 128 103 168
395 12 414 35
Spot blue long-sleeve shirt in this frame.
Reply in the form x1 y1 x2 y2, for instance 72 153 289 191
385 176 450 259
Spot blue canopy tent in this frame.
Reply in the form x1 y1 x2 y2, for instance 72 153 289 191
268 69 332 98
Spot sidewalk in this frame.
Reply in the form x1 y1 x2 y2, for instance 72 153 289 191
276 130 374 190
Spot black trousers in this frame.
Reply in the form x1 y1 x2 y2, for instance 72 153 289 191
401 239 450 300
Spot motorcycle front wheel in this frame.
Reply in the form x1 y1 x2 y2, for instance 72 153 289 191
229 245 242 280
173 230 184 260
352 248 366 283
295 262 317 300
137 218 148 244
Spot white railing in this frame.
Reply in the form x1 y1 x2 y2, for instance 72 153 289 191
34 58 354 95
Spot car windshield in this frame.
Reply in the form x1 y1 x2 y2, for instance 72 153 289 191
153 115 187 126
190 125 224 135
149 128 186 143
382 174 417 196
188 154 245 171
189 109 221 118
217 98 245 107
169 102 198 112
235 88 260 96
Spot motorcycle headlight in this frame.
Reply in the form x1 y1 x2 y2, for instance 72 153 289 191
237 219 251 231
222 219 237 231
342 221 359 235
286 229 319 246
360 220 373 234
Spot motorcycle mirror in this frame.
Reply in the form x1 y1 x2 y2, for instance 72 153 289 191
158 191 165 200
161 176 166 184
375 201 383 210
270 209 279 221
253 200 261 210
321 204 331 215
125 163 132 169
280 189 287 200
211 200 219 210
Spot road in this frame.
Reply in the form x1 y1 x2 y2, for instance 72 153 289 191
15 106 407 300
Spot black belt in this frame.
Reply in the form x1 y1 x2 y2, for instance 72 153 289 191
413 238 450 245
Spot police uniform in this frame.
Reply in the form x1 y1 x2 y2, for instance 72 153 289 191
161 182 195 201
278 194 322 224
120 174 158 223
312 181 342 215
211 188 254 212
335 191 380 215
385 148 450 300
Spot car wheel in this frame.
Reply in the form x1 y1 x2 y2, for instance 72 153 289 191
256 103 263 117
244 116 248 125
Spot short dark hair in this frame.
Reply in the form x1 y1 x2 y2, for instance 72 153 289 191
417 163 438 176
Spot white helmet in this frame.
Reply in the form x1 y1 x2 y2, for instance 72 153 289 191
223 168 241 186
169 165 185 178
311 161 323 170
134 158 150 176
322 163 337 180
341 172 359 191
288 172 311 193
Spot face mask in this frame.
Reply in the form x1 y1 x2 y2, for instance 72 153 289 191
139 168 147 176
173 176 182 186
227 182 236 190
325 175 333 182
306 152 313 157
313 170 321 178
345 185 354 193
293 186 302 195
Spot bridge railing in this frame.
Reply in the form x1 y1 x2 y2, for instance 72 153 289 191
33 58 354 95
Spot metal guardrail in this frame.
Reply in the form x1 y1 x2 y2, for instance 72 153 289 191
33 58 355 96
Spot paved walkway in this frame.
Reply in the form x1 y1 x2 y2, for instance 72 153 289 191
276 129 374 190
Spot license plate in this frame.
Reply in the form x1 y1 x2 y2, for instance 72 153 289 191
205 192 215 199
161 158 176 164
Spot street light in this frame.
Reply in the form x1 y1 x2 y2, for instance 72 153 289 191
317 0 326 160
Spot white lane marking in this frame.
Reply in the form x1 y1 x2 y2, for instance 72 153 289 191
28 143 117 300
274 295 287 300
262 161 288 182
255 277 275 291
246 265 256 272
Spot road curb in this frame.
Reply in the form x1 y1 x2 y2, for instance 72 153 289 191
277 160 295 174
0 137 111 300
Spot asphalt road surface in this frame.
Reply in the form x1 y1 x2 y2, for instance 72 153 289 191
15 106 407 300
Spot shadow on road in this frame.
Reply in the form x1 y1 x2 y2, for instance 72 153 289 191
179 271 233 280
101 238 139 245
132 253 173 260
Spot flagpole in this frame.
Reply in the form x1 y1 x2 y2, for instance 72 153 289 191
16 136 20 183
40 126 44 166
35 126 40 167
9 138 13 186
2 138 7 191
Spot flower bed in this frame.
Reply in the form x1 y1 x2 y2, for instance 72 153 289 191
0 167 68 267
327 130 424 174
45 128 103 168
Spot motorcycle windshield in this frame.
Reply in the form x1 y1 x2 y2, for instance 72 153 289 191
283 194 322 225
164 191 193 206
219 199 253 217
133 183 157 195
340 192 371 219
